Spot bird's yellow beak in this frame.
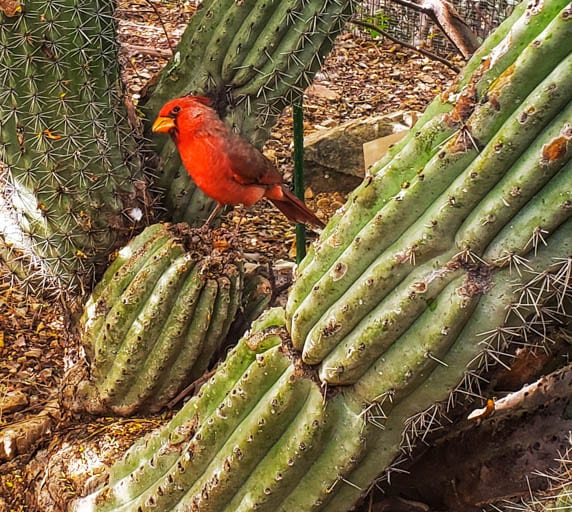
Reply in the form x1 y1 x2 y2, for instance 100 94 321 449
152 116 176 133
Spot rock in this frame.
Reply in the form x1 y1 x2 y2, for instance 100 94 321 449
306 83 341 101
303 111 416 193
0 390 28 414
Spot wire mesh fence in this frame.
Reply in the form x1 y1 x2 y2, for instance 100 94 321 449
355 0 519 57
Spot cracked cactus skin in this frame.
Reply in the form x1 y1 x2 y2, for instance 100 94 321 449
74 1 572 510
142 0 356 225
0 0 150 298
78 223 243 416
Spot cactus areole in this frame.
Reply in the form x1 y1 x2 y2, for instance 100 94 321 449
75 0 571 510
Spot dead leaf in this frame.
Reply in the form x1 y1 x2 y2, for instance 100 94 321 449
0 0 22 17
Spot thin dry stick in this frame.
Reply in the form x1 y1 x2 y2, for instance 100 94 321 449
166 368 217 409
141 0 175 55
350 18 460 72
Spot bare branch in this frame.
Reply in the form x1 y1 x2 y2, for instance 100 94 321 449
388 0 480 58
350 18 460 72
141 0 176 56
419 0 480 58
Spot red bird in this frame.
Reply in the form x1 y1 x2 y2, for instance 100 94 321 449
152 96 324 229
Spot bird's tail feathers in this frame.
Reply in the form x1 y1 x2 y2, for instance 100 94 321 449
270 186 325 229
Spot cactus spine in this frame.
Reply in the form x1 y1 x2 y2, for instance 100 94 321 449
78 224 243 415
0 0 150 297
74 1 571 510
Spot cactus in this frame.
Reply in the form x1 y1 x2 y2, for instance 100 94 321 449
73 1 571 510
73 309 368 511
141 0 356 225
74 222 570 510
0 0 152 298
286 0 572 378
0 0 356 290
77 223 243 416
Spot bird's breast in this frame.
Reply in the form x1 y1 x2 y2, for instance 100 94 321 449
178 136 265 207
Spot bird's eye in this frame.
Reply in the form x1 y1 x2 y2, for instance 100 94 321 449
171 105 181 115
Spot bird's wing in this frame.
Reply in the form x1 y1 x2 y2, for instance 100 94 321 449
222 132 283 187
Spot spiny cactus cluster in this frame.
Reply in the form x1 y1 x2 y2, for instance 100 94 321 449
74 1 571 510
77 223 243 416
143 0 357 225
74 232 570 511
0 0 151 298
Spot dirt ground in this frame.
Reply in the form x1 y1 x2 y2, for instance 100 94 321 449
0 1 460 510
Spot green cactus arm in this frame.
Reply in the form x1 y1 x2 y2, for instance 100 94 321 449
148 278 219 407
457 102 572 254
78 223 246 415
277 393 366 511
369 0 567 177
105 310 284 485
223 384 327 511
317 258 464 383
310 78 572 371
349 275 480 404
483 160 572 263
322 219 572 511
0 0 149 296
223 0 302 86
286 0 572 333
96 253 196 402
114 262 207 411
143 0 354 134
173 368 314 512
79 344 292 510
292 45 572 364
81 225 170 359
232 0 350 100
91 239 184 380
200 0 262 88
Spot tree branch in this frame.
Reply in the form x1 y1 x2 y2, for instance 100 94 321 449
350 18 460 72
388 0 480 58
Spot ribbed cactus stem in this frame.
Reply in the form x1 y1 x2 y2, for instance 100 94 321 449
78 223 244 415
288 6 572 383
287 0 571 324
325 221 572 511
0 0 150 297
105 308 287 486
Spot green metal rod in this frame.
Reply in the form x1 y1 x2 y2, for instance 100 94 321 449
293 99 306 263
